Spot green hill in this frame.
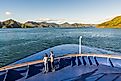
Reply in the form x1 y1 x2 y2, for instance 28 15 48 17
97 16 121 28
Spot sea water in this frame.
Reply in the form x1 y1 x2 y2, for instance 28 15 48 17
0 27 121 67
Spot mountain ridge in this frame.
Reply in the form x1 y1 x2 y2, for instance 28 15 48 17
0 19 95 28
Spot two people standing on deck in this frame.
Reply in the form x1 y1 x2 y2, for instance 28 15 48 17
43 50 55 73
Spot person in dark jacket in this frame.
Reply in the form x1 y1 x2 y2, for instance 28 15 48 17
50 50 55 72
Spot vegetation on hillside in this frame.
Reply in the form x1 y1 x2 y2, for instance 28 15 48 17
97 16 121 28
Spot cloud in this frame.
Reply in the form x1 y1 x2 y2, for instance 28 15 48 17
37 18 65 22
5 11 12 16
36 17 93 24
36 18 82 23
36 18 67 23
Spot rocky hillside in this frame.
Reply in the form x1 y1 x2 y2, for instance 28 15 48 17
0 19 22 28
59 22 94 27
22 21 60 28
0 19 94 28
97 16 121 28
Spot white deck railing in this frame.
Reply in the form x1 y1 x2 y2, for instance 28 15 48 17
0 53 121 71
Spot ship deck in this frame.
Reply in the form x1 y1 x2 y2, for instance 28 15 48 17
1 54 121 81
1 44 121 81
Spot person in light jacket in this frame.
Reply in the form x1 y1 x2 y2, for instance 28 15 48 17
50 50 55 72
43 53 49 73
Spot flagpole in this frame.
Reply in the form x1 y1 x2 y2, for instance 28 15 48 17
79 36 82 54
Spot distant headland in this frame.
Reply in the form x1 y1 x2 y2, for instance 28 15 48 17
1 16 121 28
0 19 94 28
97 16 121 28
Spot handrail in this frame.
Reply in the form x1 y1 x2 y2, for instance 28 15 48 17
0 60 43 71
0 53 121 71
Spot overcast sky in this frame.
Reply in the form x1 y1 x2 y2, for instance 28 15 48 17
0 0 121 24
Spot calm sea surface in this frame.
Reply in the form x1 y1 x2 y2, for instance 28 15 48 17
0 27 121 67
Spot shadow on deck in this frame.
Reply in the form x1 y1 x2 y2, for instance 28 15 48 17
1 54 121 81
